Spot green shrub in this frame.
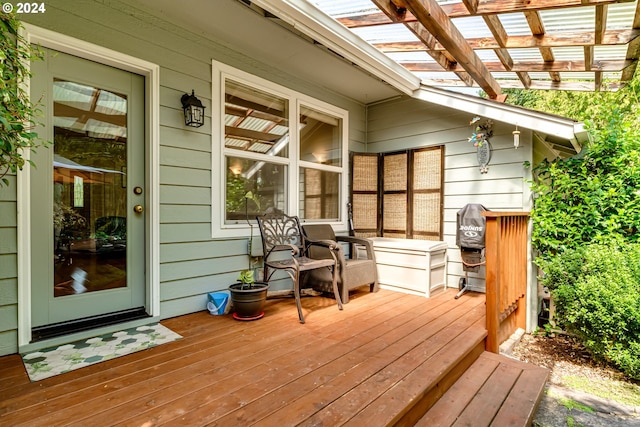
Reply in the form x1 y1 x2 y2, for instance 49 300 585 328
540 244 640 380
0 13 46 186
528 110 640 262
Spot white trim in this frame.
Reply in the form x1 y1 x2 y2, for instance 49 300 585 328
414 85 588 142
16 27 32 346
250 0 420 95
212 59 349 239
18 25 161 347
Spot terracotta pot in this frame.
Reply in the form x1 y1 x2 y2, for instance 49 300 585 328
228 282 269 321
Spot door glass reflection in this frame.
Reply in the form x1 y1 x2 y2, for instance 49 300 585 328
53 80 128 297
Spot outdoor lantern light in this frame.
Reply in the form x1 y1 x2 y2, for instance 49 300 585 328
181 90 205 128
512 125 521 149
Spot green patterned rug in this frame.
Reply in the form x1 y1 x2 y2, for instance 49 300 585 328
21 323 182 382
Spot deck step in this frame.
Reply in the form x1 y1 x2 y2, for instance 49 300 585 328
416 351 549 427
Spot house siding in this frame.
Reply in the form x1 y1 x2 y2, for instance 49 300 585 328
366 96 533 290
0 171 18 354
0 0 369 355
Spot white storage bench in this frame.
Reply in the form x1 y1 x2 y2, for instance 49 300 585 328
370 237 448 297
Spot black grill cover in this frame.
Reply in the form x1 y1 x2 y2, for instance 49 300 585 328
456 204 488 249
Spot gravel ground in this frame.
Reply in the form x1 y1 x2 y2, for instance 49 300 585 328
509 333 640 426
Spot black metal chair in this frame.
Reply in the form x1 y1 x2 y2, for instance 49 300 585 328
256 210 343 323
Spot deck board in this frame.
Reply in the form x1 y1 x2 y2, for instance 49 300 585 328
0 288 546 427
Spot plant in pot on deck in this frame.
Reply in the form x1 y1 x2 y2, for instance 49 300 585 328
228 191 269 320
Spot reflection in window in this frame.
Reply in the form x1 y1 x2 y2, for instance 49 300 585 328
224 80 289 157
73 176 84 207
226 156 286 224
216 60 347 232
299 106 342 167
300 168 339 221
53 79 128 296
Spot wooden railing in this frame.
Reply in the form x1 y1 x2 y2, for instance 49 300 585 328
483 211 530 353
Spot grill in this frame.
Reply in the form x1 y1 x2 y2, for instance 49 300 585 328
455 204 488 299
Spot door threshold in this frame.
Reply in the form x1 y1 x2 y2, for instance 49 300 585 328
31 308 149 342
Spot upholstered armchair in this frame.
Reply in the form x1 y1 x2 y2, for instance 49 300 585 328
301 224 378 303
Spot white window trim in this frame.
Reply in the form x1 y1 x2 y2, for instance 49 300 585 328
211 60 348 239
17 24 161 347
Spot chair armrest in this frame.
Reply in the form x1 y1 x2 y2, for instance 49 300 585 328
266 243 299 259
305 238 347 264
305 238 337 250
336 236 375 261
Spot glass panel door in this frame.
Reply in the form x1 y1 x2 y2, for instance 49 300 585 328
31 48 146 328
53 80 129 296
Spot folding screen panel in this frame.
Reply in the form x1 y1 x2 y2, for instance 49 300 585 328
350 147 443 240
350 153 379 237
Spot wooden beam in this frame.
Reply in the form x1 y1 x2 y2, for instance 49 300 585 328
442 0 634 18
418 78 615 91
337 0 635 24
595 71 603 91
516 72 532 89
523 10 563 84
406 21 458 67
402 59 631 72
372 29 640 51
481 13 533 88
595 5 608 44
224 126 280 143
584 45 594 70
53 102 126 128
371 1 472 86
461 0 480 14
622 0 640 81
402 0 503 99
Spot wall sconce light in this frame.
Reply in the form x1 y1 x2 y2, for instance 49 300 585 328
512 125 521 149
181 90 205 128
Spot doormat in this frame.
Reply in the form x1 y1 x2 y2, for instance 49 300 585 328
21 323 182 382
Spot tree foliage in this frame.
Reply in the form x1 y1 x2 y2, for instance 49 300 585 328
508 76 640 378
505 75 640 260
0 12 46 186
504 76 640 129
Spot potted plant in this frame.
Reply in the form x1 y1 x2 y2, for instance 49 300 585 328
228 191 269 320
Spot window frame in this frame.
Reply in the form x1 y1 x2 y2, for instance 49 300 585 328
211 60 348 238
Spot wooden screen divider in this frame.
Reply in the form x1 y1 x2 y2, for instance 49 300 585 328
483 212 530 353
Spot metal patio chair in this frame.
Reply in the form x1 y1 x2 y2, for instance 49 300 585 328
256 210 343 323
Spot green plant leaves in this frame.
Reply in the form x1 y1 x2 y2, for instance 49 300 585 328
0 13 47 185
540 245 640 380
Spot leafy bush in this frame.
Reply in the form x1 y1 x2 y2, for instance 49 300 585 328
0 13 46 185
528 107 640 261
540 244 640 380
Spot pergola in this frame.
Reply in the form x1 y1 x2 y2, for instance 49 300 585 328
307 0 640 100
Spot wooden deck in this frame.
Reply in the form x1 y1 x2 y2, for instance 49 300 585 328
0 288 547 426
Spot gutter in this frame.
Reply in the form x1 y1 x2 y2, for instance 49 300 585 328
415 85 588 145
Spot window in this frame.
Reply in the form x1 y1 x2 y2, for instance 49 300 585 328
212 61 348 237
299 105 342 221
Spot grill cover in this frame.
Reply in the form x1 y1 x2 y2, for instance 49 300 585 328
456 204 488 249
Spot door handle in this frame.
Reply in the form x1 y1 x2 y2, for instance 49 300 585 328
133 205 144 214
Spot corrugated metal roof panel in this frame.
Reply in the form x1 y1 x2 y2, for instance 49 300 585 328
306 0 638 95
